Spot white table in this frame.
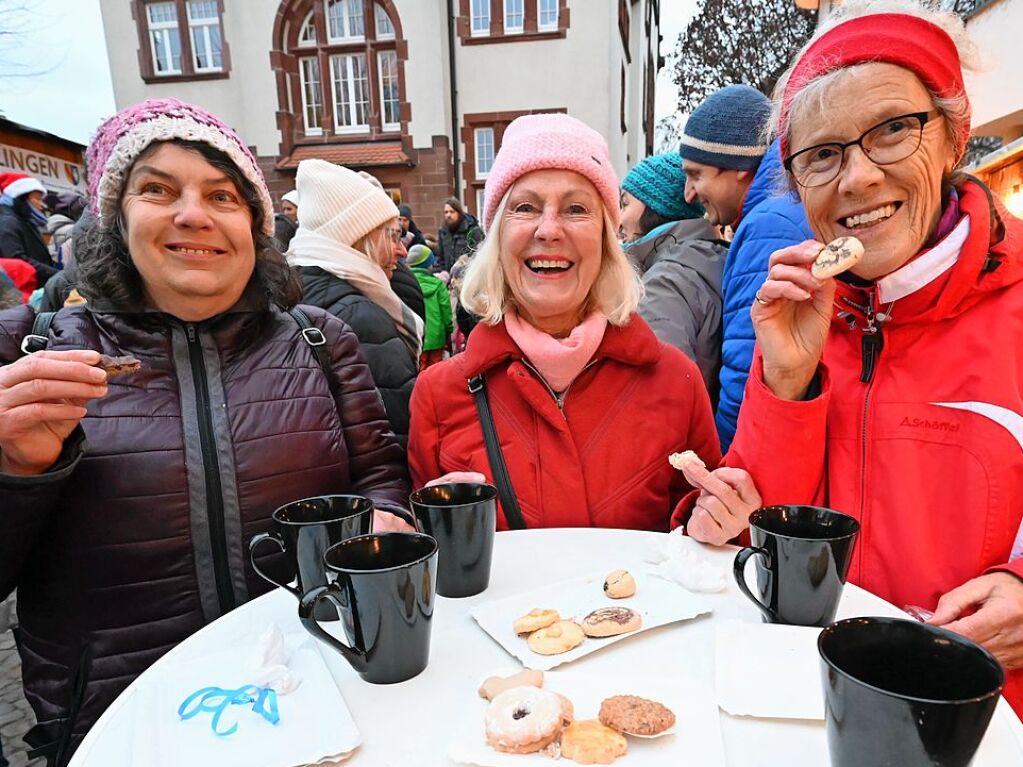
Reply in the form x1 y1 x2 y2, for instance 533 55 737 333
69 529 1023 766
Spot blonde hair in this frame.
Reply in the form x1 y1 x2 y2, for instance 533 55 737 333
768 0 983 173
357 217 398 268
460 191 642 327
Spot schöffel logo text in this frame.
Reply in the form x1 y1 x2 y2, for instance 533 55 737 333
899 416 960 433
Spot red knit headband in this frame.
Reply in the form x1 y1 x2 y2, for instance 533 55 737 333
780 14 969 161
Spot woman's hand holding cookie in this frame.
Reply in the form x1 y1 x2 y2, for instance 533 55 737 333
0 350 108 476
682 464 762 546
753 240 836 401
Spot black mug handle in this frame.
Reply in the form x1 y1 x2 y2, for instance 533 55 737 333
733 546 781 623
298 583 368 674
248 532 300 599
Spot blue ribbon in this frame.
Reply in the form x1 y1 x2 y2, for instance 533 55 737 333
178 685 280 736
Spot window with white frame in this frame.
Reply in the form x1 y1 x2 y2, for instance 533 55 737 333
471 0 490 36
298 11 317 46
504 0 524 33
378 50 400 130
299 57 323 134
476 187 487 219
374 4 394 39
331 53 369 131
327 0 365 42
147 2 182 75
187 1 222 71
538 0 558 31
475 127 495 179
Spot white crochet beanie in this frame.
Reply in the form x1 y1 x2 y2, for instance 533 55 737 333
295 159 398 246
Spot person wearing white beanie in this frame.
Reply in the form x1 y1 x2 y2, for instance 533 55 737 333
288 159 424 449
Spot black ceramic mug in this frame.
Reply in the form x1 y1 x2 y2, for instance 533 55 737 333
249 495 373 620
819 617 1004 767
733 505 860 627
409 482 497 598
298 533 438 684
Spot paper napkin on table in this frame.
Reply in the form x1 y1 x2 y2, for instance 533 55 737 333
715 620 825 720
129 632 360 767
644 526 727 593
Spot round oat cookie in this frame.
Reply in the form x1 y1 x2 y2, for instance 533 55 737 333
560 719 628 764
527 620 585 655
581 607 641 638
598 694 676 736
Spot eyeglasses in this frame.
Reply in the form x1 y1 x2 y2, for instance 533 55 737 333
383 227 402 243
784 110 940 188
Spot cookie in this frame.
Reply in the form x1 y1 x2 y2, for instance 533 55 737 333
485 686 565 754
513 608 560 635
557 693 575 727
527 620 585 655
603 569 636 599
581 607 641 638
560 719 628 764
668 450 705 472
478 669 544 701
97 354 141 377
811 236 864 279
598 695 676 736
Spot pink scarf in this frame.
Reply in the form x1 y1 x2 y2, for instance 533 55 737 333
504 310 608 392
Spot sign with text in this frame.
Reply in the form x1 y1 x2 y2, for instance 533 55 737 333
0 143 86 194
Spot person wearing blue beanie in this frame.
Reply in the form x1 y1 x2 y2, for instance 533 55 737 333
678 84 772 229
619 152 729 401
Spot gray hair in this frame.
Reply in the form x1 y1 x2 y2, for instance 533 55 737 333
768 0 983 181
460 191 642 327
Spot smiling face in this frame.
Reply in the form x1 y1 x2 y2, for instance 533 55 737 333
499 169 605 336
619 190 647 243
681 160 751 227
787 63 952 280
120 142 256 321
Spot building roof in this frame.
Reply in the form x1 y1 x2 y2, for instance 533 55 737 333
0 116 85 154
276 141 412 170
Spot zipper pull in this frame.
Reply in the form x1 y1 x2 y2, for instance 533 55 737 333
860 329 883 383
186 324 197 343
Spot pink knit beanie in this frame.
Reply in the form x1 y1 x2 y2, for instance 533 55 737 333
86 98 275 235
482 114 621 231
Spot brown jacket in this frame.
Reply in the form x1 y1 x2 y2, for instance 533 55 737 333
0 297 409 764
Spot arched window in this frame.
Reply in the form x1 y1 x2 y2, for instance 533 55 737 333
277 0 405 142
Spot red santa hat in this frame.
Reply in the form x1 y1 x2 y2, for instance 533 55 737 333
0 172 47 200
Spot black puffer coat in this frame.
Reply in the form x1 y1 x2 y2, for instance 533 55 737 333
297 266 417 445
0 203 57 283
390 260 425 321
436 213 483 273
0 296 409 765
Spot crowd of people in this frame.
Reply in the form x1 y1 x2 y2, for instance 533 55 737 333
0 1 1021 765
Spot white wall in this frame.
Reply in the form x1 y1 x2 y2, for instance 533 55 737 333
396 0 452 147
966 0 1023 142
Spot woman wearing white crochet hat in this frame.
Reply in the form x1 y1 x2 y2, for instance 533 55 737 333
289 159 423 452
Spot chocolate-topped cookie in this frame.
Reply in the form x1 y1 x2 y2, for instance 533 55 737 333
581 607 642 638
97 354 141 377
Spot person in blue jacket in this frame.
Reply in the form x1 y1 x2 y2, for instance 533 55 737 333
714 141 812 451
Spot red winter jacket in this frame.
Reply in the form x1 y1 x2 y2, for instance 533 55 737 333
727 180 1023 713
409 315 721 530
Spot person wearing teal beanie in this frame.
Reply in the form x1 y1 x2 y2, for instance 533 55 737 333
406 244 454 368
621 152 729 401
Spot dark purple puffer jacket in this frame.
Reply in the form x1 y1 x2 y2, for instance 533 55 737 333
0 296 409 765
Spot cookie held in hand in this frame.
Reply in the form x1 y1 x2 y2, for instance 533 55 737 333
810 236 864 279
668 450 705 472
97 354 141 377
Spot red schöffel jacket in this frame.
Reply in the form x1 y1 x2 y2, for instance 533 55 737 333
409 315 721 530
727 180 1023 713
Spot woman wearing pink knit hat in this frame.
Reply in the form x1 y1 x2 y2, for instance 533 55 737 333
0 98 409 762
408 113 739 531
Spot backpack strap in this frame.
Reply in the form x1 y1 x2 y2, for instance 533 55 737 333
288 307 341 400
468 373 527 530
20 310 57 355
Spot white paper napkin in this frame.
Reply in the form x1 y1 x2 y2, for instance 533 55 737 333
129 633 360 766
715 620 825 720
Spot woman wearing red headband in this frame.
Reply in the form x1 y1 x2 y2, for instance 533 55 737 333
700 1 1023 712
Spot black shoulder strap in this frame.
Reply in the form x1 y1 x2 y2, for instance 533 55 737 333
289 307 341 399
468 374 526 530
20 310 57 355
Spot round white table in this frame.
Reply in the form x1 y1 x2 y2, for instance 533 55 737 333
69 529 1023 766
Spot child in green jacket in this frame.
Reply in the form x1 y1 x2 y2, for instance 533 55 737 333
406 245 454 368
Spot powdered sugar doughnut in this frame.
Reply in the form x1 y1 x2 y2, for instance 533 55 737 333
485 686 565 754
